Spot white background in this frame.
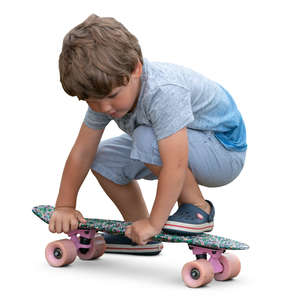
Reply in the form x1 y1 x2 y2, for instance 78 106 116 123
1 0 299 298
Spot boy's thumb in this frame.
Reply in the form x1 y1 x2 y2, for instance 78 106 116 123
80 217 87 224
77 212 87 223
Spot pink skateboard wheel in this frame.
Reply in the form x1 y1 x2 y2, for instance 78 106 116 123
182 259 214 288
45 239 77 267
214 253 241 281
77 235 106 260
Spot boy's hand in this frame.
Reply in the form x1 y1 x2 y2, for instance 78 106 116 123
125 218 161 245
49 207 86 234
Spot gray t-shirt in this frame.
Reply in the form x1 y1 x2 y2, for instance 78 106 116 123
84 58 247 151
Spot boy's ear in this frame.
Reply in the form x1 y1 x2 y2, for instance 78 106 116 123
132 59 143 78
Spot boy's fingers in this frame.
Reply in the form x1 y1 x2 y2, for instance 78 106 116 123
49 216 57 233
70 218 78 231
72 216 79 225
48 211 86 234
138 239 147 246
49 220 55 233
79 217 86 224
125 226 132 238
63 219 71 234
56 219 62 233
76 212 86 223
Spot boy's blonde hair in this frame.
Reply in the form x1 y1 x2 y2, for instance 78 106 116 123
59 14 143 100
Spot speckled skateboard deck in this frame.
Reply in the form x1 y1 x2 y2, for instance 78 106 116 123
33 205 249 287
33 205 249 250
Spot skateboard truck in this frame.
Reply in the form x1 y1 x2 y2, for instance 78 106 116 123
189 245 225 274
68 229 96 254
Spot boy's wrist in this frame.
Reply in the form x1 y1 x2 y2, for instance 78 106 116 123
148 214 166 232
55 195 76 209
55 205 76 209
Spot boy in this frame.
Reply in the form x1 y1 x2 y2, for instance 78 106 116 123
49 14 247 255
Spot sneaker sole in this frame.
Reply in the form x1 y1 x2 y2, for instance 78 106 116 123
105 243 163 255
163 221 214 234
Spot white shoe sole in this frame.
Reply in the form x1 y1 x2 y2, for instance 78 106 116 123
163 221 214 234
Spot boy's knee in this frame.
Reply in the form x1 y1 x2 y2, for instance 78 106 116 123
91 169 105 182
91 169 100 177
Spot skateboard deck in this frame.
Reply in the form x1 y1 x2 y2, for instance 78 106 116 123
33 205 249 250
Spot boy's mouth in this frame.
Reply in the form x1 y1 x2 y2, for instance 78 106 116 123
110 111 119 118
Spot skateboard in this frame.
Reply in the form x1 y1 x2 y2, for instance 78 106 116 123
33 205 249 288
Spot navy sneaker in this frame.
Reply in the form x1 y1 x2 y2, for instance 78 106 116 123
163 200 215 235
102 233 163 255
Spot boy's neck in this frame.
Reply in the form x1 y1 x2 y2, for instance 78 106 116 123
128 77 142 113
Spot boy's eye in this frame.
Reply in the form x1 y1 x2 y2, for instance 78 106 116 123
107 92 118 99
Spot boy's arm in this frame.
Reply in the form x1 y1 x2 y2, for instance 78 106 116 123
125 127 188 244
149 127 188 229
49 123 104 233
55 122 105 208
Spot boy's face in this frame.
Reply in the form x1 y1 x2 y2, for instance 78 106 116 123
84 61 142 119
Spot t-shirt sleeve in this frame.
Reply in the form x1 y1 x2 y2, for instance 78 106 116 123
147 85 194 140
83 106 111 130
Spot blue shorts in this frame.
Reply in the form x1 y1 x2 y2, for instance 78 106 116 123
91 126 246 187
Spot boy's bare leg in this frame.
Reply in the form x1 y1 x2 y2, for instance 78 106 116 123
91 170 149 222
144 163 211 214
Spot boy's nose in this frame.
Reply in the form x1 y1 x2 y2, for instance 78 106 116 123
87 102 112 114
102 106 114 114
100 102 113 114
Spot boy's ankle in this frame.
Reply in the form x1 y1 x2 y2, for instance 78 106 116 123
195 201 211 215
179 200 211 215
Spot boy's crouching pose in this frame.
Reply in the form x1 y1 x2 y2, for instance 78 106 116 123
49 14 247 255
